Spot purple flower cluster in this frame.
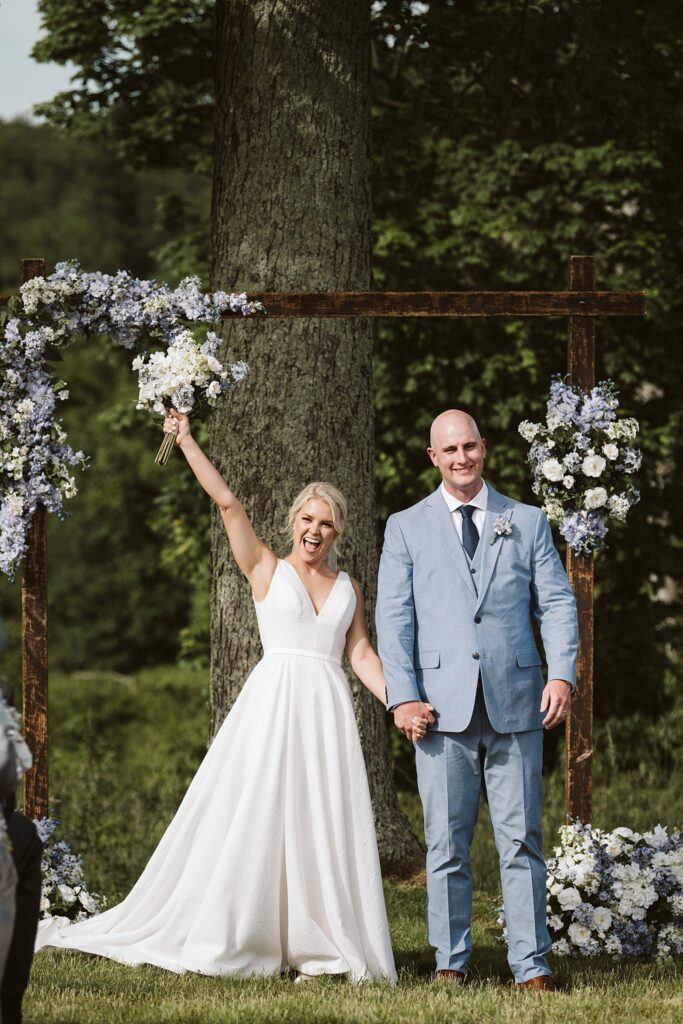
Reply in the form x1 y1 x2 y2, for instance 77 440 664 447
33 816 104 922
545 823 683 958
1 261 262 579
498 822 683 958
518 376 642 556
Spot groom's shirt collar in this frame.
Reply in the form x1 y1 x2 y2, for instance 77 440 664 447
440 480 489 514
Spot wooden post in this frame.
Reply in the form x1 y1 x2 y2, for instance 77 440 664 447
565 255 595 823
20 258 50 821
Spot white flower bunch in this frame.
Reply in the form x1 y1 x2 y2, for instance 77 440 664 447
133 330 248 416
34 817 105 924
518 377 642 555
500 822 683 959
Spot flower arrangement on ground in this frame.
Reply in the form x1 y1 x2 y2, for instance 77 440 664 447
0 260 263 577
498 822 683 958
34 817 104 923
518 377 641 555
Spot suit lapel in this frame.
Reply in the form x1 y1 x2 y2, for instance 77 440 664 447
423 487 477 598
475 485 514 612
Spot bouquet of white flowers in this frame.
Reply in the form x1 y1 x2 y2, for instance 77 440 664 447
518 377 642 555
34 817 104 924
133 330 249 464
498 822 683 958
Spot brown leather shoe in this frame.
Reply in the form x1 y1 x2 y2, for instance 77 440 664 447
433 969 466 984
517 975 555 992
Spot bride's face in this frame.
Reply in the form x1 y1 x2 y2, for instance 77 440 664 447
292 498 338 564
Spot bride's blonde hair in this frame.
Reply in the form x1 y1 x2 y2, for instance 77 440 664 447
286 482 348 555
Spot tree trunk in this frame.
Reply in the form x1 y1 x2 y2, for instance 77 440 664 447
211 0 422 875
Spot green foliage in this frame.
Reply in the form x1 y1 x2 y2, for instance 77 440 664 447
0 119 211 294
33 0 215 173
47 664 210 901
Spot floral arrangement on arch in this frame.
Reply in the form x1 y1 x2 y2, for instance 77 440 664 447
34 817 104 923
0 260 264 578
518 377 642 555
499 822 683 959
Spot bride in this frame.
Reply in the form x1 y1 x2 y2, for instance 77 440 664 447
37 412 432 982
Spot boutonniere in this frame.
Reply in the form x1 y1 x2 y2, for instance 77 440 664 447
491 514 513 544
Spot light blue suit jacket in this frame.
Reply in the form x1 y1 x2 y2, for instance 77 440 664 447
376 483 578 733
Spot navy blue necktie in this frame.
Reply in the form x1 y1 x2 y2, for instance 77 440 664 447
459 505 479 560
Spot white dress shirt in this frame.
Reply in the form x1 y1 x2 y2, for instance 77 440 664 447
440 480 489 547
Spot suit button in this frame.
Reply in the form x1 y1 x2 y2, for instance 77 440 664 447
470 567 477 574
474 616 482 624
472 652 480 660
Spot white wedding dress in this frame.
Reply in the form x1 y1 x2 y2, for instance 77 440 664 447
36 559 397 983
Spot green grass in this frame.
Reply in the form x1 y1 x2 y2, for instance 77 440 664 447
22 665 683 1021
27 890 683 1023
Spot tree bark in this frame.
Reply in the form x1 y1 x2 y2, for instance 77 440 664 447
211 0 422 875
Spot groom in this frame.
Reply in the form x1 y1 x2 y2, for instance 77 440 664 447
376 410 578 991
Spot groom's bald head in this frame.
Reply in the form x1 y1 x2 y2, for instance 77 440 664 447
428 410 487 498
429 410 482 449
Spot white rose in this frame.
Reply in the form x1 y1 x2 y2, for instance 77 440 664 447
58 884 76 904
614 827 641 842
542 458 565 482
592 907 612 931
620 417 639 440
79 891 98 914
563 475 574 489
558 887 582 911
602 443 619 460
582 454 606 477
543 499 564 523
548 915 564 932
644 825 669 848
568 922 592 946
608 494 630 521
584 487 608 510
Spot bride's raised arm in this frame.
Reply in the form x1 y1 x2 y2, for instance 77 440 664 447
164 410 276 597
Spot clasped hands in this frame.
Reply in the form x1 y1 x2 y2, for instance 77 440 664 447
393 701 435 742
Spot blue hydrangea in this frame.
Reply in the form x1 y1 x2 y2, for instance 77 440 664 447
518 376 642 555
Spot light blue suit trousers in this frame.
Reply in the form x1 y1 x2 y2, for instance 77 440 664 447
415 685 550 981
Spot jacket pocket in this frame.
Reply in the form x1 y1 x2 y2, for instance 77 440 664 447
416 650 440 669
516 648 542 668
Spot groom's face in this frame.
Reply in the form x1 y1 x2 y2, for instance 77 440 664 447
427 415 487 496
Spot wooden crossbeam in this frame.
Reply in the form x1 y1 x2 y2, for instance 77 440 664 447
246 291 645 317
0 289 646 318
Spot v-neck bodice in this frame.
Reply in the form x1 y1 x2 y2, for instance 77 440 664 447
254 559 357 662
